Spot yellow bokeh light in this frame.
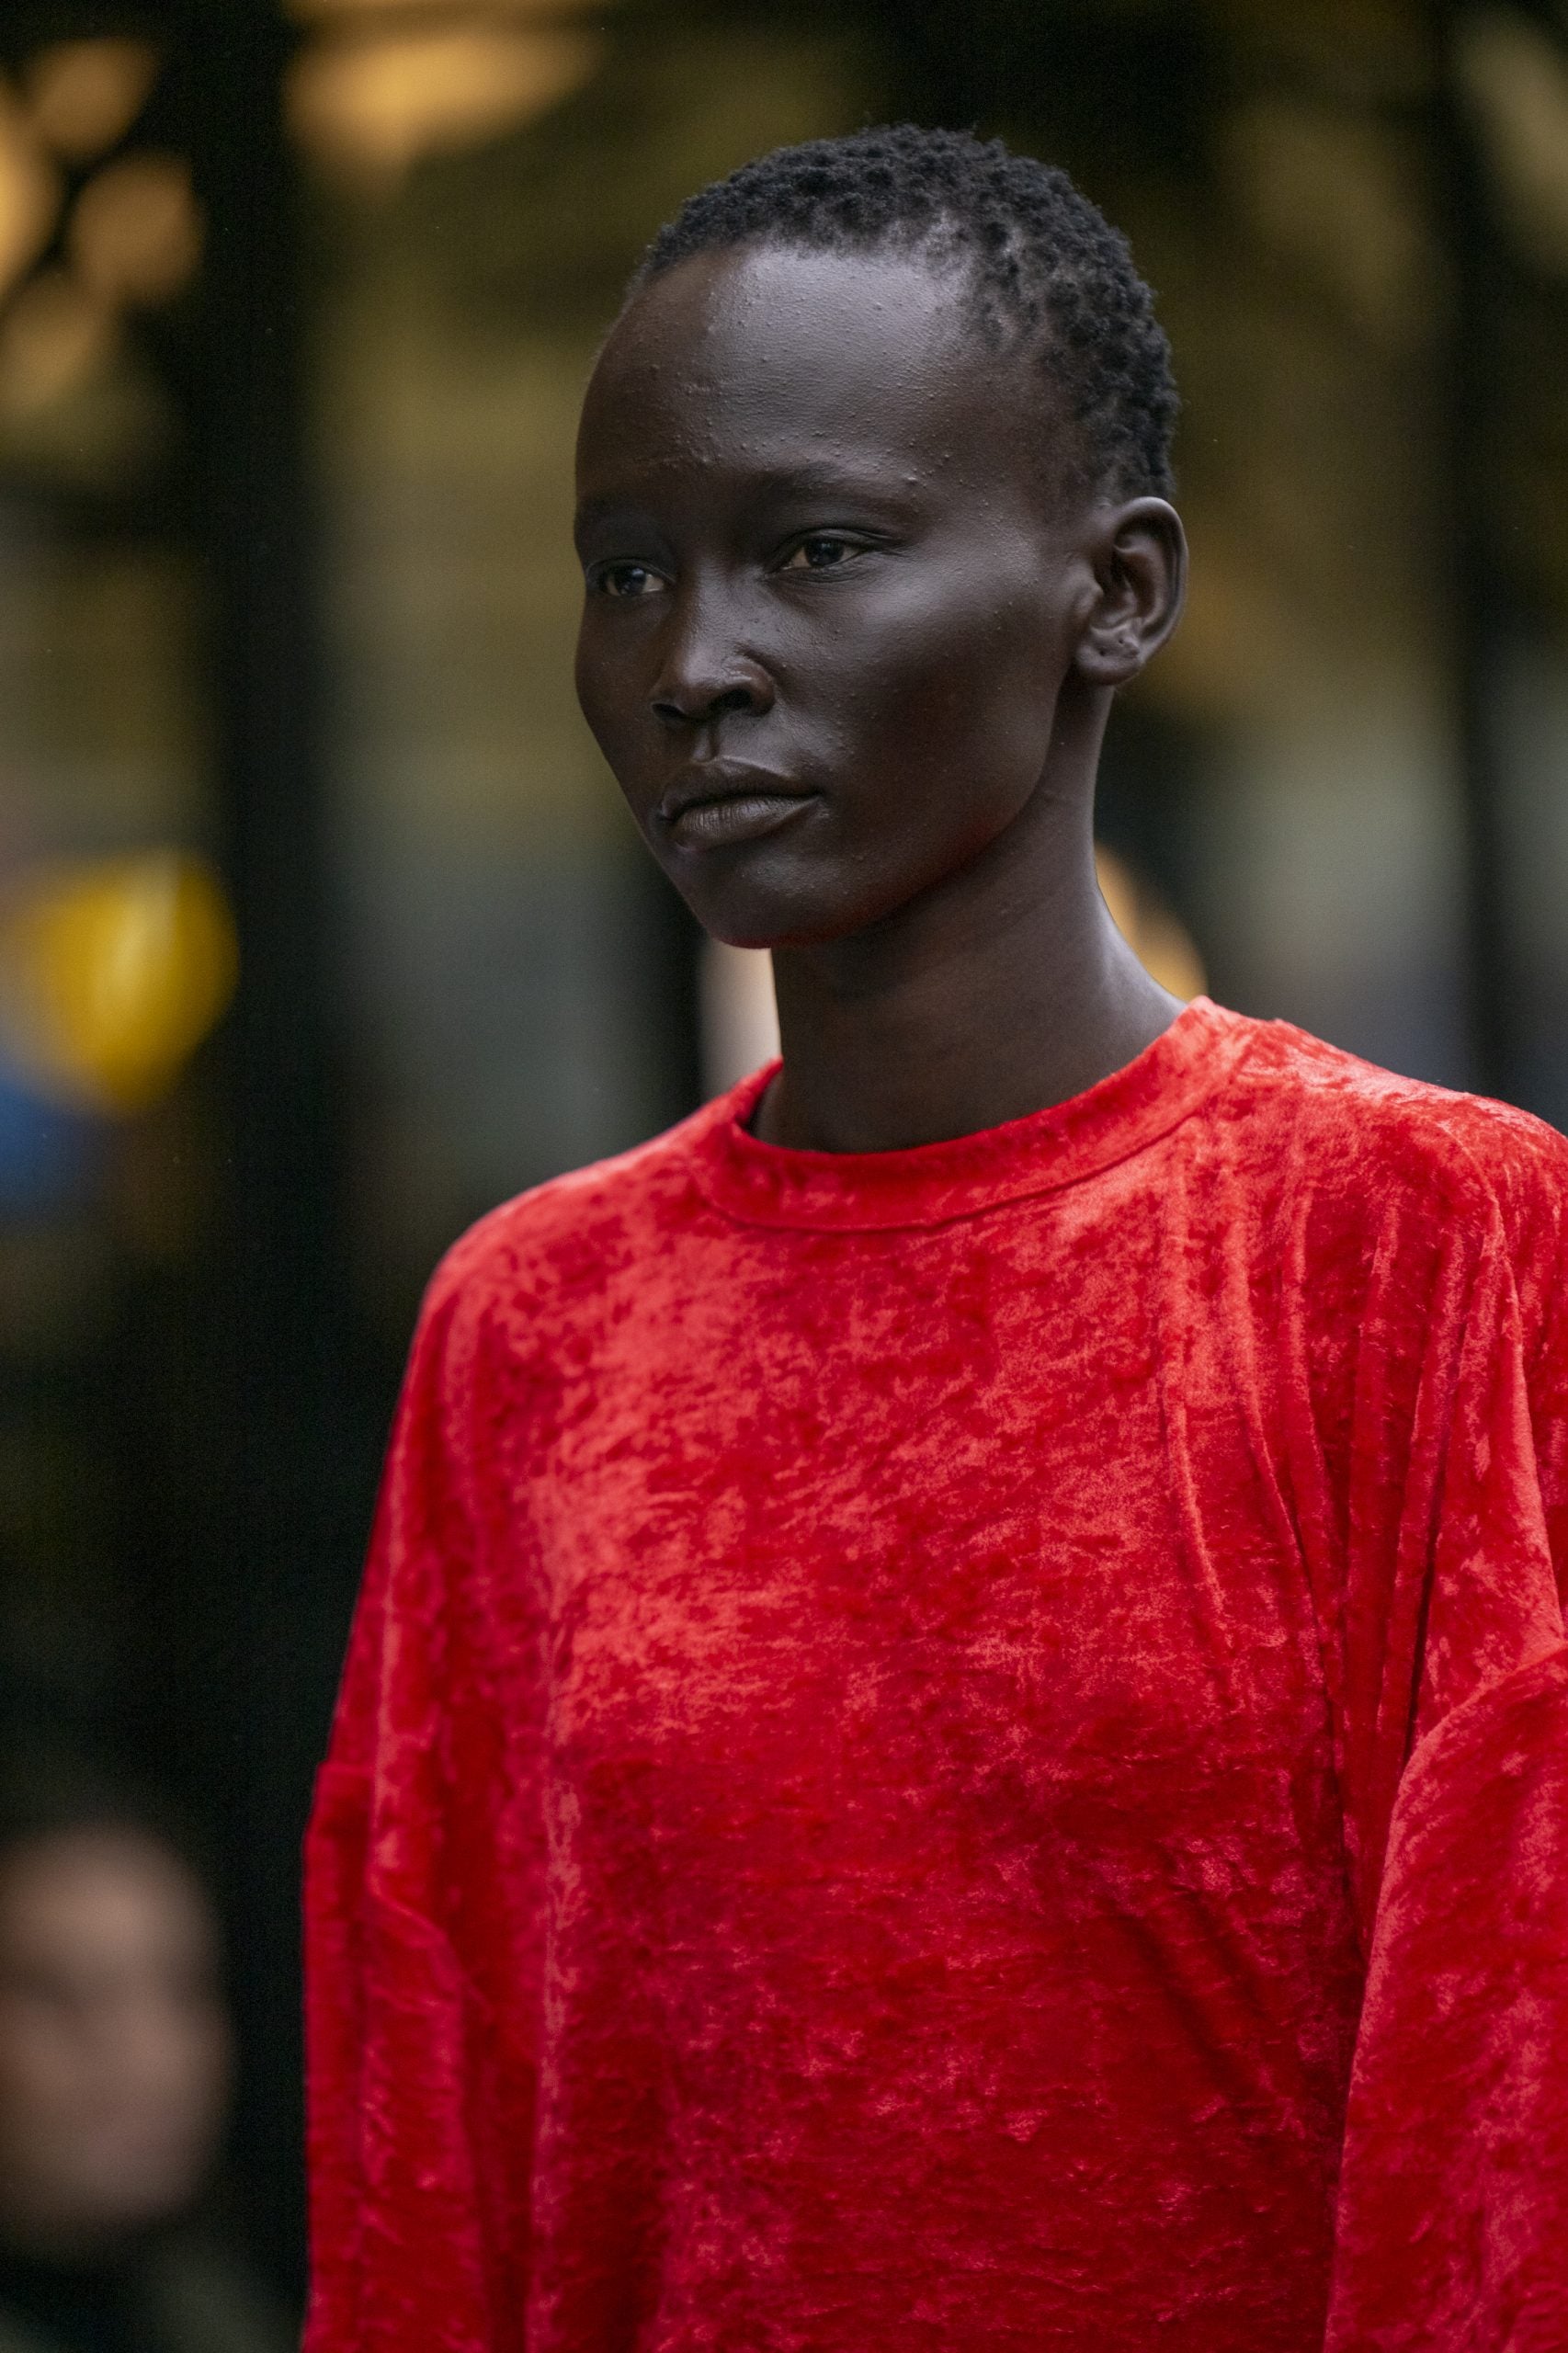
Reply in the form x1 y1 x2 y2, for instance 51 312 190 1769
1096 847 1207 1004
288 26 602 191
0 853 239 1114
67 153 203 308
0 268 115 417
0 80 61 307
23 39 159 164
285 0 607 18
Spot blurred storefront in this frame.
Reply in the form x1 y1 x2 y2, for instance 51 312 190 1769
0 0 1563 2302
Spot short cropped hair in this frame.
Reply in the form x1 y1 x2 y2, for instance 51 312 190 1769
634 125 1178 501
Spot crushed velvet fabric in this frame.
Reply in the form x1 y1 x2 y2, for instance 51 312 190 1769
303 999 1568 2352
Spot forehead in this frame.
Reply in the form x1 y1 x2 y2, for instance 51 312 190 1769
577 244 1052 507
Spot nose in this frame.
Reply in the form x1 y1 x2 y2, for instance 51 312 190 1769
650 594 774 727
653 679 767 726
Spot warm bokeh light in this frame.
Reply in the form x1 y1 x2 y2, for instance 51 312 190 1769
288 26 603 191
0 854 239 1114
0 268 114 417
22 39 159 165
285 0 606 17
1095 848 1207 1006
700 938 781 1098
0 82 61 308
67 154 203 309
1460 12 1568 275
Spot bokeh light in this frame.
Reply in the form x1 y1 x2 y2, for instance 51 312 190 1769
68 155 203 310
285 0 607 18
0 854 238 1116
1460 12 1568 276
0 269 114 417
288 25 604 191
22 39 158 165
0 83 61 309
1095 850 1207 1006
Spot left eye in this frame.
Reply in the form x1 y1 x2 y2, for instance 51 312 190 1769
781 537 858 572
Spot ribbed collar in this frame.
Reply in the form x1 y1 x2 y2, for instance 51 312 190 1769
689 997 1255 1233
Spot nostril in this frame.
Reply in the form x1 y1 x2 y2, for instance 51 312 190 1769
653 681 763 725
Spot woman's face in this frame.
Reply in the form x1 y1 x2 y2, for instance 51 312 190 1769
574 243 1103 949
0 1832 231 2253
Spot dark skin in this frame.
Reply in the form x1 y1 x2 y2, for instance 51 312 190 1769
574 242 1188 1153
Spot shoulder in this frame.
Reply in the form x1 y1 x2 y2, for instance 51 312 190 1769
1221 1010 1568 1257
415 1090 735 1344
1224 1006 1562 1223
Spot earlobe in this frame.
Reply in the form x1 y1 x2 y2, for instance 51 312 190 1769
1074 496 1187 688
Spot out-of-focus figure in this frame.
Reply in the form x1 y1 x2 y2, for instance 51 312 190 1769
0 1784 292 2353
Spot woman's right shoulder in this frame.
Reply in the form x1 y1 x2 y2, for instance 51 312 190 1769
416 1091 733 1338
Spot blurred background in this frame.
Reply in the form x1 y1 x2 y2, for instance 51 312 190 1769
0 0 1563 2323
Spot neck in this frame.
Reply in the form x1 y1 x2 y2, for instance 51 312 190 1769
756 728 1181 1154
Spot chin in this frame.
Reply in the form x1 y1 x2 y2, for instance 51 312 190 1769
697 904 861 954
679 870 900 956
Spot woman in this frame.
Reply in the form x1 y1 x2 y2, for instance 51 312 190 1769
0 1779 292 2353
305 128 1568 2350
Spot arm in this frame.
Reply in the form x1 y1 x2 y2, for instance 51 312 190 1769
1326 1652 1568 2349
303 1273 544 2353
1323 1199 1568 2348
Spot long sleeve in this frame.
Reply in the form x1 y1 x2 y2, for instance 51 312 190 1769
1322 1195 1568 2348
302 1268 546 2353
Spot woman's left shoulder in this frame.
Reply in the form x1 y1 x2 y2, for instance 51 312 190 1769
1219 1008 1568 1235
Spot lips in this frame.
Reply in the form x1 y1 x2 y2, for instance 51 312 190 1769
655 764 818 849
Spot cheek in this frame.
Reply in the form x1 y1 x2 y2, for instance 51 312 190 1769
815 580 1060 804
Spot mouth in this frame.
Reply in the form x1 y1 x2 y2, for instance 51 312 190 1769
655 765 820 850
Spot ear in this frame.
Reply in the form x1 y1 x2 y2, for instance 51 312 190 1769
1073 498 1187 688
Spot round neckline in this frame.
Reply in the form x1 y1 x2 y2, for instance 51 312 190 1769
689 997 1255 1232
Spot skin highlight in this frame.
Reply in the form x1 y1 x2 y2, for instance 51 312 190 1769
574 241 1188 1153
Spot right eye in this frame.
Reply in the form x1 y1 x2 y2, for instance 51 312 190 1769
594 563 668 598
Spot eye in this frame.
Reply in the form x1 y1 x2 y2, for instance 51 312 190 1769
780 535 862 574
594 562 668 598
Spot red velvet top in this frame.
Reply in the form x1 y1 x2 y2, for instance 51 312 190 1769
303 1000 1568 2352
